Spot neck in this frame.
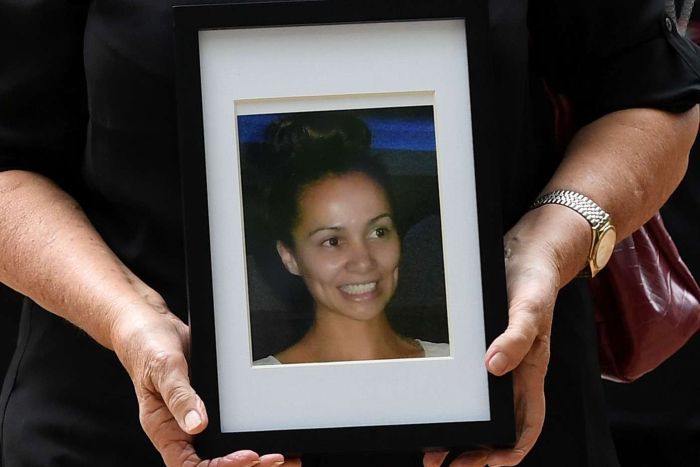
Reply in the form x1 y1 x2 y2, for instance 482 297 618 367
278 310 422 363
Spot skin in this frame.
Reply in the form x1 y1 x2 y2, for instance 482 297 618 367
0 107 695 466
275 172 421 363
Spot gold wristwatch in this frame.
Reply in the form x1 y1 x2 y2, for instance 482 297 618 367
530 189 616 277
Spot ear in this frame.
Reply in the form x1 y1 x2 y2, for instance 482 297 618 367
276 241 301 276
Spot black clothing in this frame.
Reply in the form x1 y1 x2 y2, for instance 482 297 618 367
1 1 699 466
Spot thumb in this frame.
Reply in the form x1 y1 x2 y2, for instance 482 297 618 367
485 271 556 376
485 304 541 376
423 451 449 467
486 250 558 376
150 351 208 434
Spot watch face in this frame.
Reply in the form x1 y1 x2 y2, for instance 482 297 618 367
595 227 617 269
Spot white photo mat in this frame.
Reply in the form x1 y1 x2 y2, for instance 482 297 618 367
198 19 489 432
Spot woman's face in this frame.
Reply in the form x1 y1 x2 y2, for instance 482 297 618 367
277 172 400 322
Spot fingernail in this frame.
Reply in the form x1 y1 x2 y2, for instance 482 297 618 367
273 462 285 466
245 462 261 467
488 352 509 375
184 410 202 431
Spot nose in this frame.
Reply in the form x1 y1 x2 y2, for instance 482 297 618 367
346 240 376 273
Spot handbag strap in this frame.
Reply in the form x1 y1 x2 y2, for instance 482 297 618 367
666 0 696 36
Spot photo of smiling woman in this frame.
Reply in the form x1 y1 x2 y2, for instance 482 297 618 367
240 109 449 365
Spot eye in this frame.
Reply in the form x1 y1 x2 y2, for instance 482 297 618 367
322 237 340 247
370 227 387 238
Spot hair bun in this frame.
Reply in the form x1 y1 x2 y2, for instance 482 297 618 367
265 112 371 162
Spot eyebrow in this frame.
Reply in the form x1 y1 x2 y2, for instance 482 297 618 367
307 225 342 238
306 213 393 238
369 213 393 225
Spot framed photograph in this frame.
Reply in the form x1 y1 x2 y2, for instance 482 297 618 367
174 0 513 457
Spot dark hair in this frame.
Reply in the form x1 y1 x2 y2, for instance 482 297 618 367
266 112 395 246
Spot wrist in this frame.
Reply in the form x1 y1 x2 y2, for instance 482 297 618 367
107 278 170 351
108 287 187 377
530 189 617 278
505 204 591 287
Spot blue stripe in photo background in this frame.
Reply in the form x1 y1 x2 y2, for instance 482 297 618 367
363 117 436 152
237 114 279 145
237 113 436 152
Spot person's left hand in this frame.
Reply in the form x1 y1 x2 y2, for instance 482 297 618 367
423 206 585 467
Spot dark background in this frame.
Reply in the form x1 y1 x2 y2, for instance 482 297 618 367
0 285 21 380
2 26 699 465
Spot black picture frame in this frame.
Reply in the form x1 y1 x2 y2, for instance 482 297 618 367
174 0 513 458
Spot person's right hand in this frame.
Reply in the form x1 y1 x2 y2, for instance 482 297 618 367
110 298 300 467
0 171 297 465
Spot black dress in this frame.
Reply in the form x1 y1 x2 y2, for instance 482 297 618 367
0 1 698 466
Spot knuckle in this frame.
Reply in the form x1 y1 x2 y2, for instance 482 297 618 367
149 349 178 371
513 447 530 462
510 295 551 317
505 322 538 348
137 395 159 427
162 439 198 467
164 383 194 412
508 334 533 356
146 349 186 381
139 349 190 403
520 352 550 379
140 408 171 438
528 335 552 367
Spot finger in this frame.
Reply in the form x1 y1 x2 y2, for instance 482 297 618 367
258 453 286 467
482 420 542 467
483 342 549 467
216 450 263 467
171 445 263 467
278 458 302 467
149 350 208 435
483 448 526 467
510 341 548 448
423 451 449 467
448 450 489 467
484 307 541 376
142 413 202 467
137 389 196 467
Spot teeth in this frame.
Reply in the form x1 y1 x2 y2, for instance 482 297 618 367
340 282 377 295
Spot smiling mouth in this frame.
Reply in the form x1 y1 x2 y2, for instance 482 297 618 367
339 281 377 295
